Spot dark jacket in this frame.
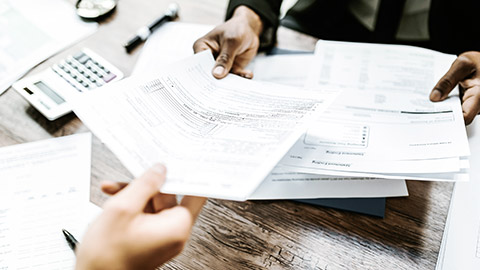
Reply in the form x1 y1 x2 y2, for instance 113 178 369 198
227 0 480 55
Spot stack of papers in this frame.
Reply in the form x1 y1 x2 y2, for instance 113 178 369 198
70 35 470 200
0 0 97 94
72 50 345 200
129 22 409 201
47 21 465 203
256 41 470 183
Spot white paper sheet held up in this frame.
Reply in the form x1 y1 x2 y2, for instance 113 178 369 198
250 52 468 174
0 0 98 94
247 53 408 198
72 51 339 200
0 133 98 269
280 41 470 177
132 25 408 199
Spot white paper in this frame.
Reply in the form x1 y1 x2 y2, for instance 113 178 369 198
436 120 480 269
133 22 213 76
0 133 97 269
248 54 313 87
249 166 408 199
134 30 409 200
72 51 339 200
279 41 469 177
249 53 409 198
0 0 97 94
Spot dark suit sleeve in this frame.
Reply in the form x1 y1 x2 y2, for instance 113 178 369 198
226 0 283 49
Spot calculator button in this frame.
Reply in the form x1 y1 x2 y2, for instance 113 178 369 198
52 65 61 73
73 52 86 60
103 73 116 83
77 55 90 64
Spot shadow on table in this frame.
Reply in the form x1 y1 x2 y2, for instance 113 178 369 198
26 106 78 135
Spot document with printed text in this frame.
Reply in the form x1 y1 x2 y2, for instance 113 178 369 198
277 41 470 180
131 23 409 199
73 51 339 200
0 133 99 269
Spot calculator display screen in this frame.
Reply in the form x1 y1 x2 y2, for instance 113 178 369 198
34 81 65 105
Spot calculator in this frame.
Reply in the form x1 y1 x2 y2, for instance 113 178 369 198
12 48 124 121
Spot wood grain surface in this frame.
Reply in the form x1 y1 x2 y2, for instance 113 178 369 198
0 0 453 269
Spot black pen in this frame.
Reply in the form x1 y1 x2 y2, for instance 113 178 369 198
62 228 79 252
124 3 180 53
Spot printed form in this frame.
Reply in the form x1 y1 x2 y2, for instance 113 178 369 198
130 24 408 199
72 51 339 200
278 41 470 180
247 53 408 198
0 133 99 269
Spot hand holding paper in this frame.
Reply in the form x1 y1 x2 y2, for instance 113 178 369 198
430 51 480 125
76 164 205 270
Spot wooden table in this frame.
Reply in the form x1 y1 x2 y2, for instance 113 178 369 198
0 1 453 269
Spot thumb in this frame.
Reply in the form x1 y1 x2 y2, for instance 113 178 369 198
431 54 476 102
107 164 166 213
212 45 239 79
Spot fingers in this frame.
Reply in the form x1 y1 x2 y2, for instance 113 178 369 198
193 39 211 53
431 54 477 102
146 197 206 246
231 68 253 79
101 181 128 195
193 37 219 54
462 86 480 125
151 193 177 212
180 196 207 221
108 164 167 213
193 33 243 79
213 44 239 79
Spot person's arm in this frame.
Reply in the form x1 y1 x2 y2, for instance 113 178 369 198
75 164 206 270
193 1 282 79
430 51 480 125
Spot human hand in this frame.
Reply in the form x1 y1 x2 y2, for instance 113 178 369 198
430 51 480 125
193 5 263 79
75 164 206 270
